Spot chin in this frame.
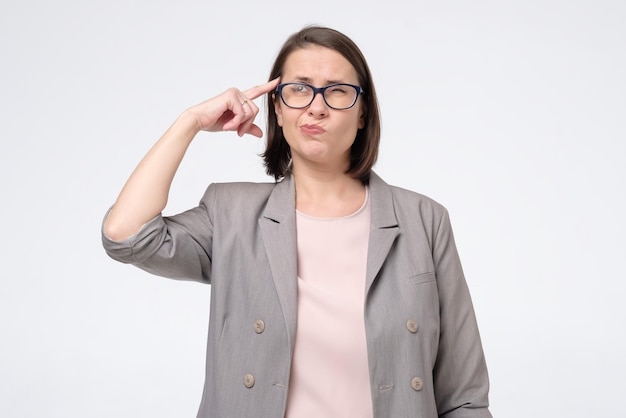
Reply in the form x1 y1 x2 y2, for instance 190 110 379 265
296 141 327 158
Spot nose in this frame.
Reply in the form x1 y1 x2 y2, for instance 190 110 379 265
307 91 328 117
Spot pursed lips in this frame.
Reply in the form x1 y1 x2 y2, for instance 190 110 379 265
299 124 326 135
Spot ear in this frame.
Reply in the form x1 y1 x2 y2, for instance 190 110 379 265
274 96 283 127
358 108 365 129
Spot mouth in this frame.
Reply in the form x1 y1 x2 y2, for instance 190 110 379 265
300 124 326 135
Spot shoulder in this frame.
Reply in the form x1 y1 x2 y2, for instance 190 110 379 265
370 172 447 217
207 181 276 200
198 180 282 220
391 184 450 235
389 183 445 211
369 172 452 243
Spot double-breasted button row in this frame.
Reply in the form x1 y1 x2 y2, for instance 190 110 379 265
244 373 255 388
406 320 422 391
245 320 265 389
253 320 265 334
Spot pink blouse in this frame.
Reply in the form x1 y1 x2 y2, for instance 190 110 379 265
285 189 373 418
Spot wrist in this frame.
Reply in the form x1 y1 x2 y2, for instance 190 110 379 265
177 109 203 135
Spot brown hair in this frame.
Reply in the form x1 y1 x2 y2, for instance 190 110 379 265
263 26 381 183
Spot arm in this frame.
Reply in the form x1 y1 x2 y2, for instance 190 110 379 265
432 210 492 418
103 79 279 241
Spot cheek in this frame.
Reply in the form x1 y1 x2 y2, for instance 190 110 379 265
348 112 364 134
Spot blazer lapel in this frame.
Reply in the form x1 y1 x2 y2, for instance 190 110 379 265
258 176 298 355
366 172 400 295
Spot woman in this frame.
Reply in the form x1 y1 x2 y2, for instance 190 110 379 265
103 26 492 418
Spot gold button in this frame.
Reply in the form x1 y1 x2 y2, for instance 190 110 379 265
411 377 423 391
254 320 265 334
244 373 255 388
406 319 419 333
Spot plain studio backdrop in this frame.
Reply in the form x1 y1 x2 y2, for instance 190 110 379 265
1 0 624 417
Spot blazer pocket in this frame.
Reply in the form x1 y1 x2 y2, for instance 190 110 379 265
408 271 436 286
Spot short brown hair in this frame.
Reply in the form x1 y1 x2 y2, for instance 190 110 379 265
263 26 381 183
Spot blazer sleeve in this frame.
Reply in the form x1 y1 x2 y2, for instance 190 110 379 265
101 184 216 283
432 209 492 418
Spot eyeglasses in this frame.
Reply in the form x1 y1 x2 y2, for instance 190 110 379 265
276 82 364 110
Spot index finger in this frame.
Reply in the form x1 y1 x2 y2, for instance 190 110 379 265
243 77 280 100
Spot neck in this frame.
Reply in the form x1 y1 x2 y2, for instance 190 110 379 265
292 164 366 218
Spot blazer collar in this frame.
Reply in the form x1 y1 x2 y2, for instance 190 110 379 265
368 171 399 230
261 175 296 224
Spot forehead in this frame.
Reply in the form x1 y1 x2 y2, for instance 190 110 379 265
281 46 358 84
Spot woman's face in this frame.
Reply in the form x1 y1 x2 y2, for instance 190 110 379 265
275 46 364 172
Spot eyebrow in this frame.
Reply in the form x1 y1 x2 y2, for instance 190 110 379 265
291 76 347 85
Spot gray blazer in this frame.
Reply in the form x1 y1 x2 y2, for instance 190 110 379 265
102 172 491 418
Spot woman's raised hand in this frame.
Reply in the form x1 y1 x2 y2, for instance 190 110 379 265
188 78 280 138
103 78 281 241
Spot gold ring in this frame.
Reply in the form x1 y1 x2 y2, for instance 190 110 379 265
241 100 248 105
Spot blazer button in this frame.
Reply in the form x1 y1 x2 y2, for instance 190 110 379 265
406 319 419 333
254 320 265 334
411 377 423 391
244 374 255 388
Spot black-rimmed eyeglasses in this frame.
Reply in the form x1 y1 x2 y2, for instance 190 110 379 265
276 82 364 110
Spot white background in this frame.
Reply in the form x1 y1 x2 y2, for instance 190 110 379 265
1 0 624 417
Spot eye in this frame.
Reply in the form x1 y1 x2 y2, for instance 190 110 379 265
290 84 310 95
326 85 349 95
